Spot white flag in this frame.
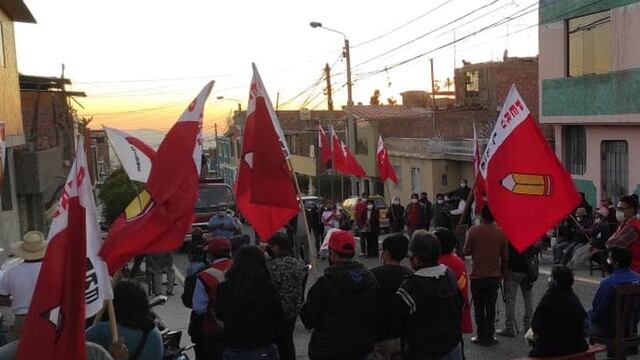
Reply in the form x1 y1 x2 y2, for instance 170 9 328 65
104 127 156 183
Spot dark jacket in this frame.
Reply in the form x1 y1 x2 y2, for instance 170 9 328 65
300 261 378 360
507 243 529 273
215 280 285 350
362 208 380 235
530 285 588 357
371 264 413 341
432 203 451 230
419 198 433 229
388 204 405 233
393 265 463 360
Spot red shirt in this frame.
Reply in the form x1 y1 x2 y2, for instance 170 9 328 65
439 254 473 333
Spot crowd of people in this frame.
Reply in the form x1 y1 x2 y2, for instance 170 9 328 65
1 188 640 359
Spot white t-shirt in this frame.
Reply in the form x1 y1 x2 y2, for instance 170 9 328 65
0 261 42 315
322 210 339 228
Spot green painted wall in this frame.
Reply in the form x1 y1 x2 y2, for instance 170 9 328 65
542 68 640 116
540 0 639 24
574 179 597 207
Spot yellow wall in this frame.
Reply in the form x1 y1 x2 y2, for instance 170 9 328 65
291 154 316 177
0 9 24 143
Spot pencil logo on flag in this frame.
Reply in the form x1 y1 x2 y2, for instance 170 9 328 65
501 173 553 196
124 190 154 222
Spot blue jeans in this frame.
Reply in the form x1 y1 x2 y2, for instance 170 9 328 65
222 344 279 360
438 343 462 360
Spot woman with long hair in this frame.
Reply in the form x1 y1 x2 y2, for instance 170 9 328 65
216 245 285 360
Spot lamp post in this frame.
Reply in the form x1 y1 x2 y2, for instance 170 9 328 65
310 21 357 196
216 96 242 114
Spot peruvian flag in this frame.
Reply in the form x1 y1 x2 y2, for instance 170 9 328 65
18 136 113 360
318 125 332 165
480 85 580 252
100 82 214 273
236 64 299 241
103 127 156 183
342 140 366 178
472 123 486 213
329 126 347 174
376 135 398 184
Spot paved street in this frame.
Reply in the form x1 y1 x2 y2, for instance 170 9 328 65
151 227 625 360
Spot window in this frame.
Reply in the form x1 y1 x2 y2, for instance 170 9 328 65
356 123 369 156
601 141 628 203
2 149 12 211
0 22 5 68
465 71 479 97
563 126 586 175
568 11 611 77
411 167 420 194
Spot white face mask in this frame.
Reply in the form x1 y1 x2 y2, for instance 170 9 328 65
437 200 444 205
616 210 626 222
595 217 602 224
460 183 467 188
576 217 583 222
217 212 226 217
367 205 374 210
411 199 418 204
392 200 400 205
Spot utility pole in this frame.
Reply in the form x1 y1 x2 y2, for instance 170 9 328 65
214 123 218 139
345 38 357 197
430 58 438 137
324 63 334 112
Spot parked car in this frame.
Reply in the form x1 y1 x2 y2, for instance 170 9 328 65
342 195 390 232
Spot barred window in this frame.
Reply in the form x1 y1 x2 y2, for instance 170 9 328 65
563 125 586 175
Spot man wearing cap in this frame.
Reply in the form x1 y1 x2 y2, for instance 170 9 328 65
0 231 47 339
190 237 233 360
301 230 378 360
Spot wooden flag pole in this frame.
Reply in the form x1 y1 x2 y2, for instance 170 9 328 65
287 160 318 275
106 299 120 345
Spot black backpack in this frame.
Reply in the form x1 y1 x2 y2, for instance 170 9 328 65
181 264 208 308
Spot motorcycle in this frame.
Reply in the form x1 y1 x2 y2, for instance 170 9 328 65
149 295 195 360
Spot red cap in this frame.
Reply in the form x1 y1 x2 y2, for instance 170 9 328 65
204 237 231 255
328 230 355 255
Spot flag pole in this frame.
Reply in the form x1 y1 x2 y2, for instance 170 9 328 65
287 161 318 273
106 299 120 345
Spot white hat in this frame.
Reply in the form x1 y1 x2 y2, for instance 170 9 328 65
11 231 47 261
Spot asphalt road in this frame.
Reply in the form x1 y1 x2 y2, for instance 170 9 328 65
151 226 628 360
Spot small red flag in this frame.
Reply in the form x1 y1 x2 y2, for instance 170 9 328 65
342 140 366 178
330 126 348 174
472 123 486 213
376 135 398 184
100 82 214 273
236 64 299 241
318 125 332 165
480 85 580 252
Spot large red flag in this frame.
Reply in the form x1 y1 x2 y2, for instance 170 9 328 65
18 136 113 359
376 135 398 184
100 82 214 273
236 64 299 241
318 125 332 165
342 140 366 178
329 126 348 174
472 123 486 213
480 85 580 252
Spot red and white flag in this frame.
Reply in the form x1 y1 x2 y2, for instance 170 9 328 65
342 140 366 178
318 125 332 165
329 126 347 174
18 136 113 360
0 122 5 192
480 85 580 252
376 135 398 184
100 81 214 273
472 123 486 213
236 64 299 241
103 127 156 183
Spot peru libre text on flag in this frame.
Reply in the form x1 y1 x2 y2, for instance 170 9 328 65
479 85 580 252
236 64 299 241
18 136 112 360
103 127 156 183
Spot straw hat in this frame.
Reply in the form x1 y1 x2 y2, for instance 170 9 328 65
11 231 47 261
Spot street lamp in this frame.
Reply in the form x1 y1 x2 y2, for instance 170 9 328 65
216 96 242 114
310 21 357 196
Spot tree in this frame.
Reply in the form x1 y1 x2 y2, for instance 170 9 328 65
444 77 454 91
370 89 381 106
97 167 143 226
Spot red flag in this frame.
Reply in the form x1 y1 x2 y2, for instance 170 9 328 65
100 82 214 273
376 135 398 184
472 123 486 213
480 85 580 252
236 64 299 241
330 126 347 174
318 125 332 165
18 137 113 360
342 140 366 178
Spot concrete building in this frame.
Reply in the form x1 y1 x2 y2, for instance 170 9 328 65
89 129 111 184
0 1 35 247
539 0 640 204
217 124 241 186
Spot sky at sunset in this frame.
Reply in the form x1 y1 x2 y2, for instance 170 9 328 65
14 0 538 136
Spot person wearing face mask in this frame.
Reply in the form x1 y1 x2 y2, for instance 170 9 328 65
361 199 381 258
606 195 640 273
560 207 592 266
405 194 426 236
419 192 433 231
321 201 340 237
432 193 452 231
208 206 240 239
587 247 640 343
527 265 588 357
354 194 369 256
569 207 614 268
387 196 405 233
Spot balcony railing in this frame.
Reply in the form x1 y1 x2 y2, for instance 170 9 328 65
426 138 488 158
